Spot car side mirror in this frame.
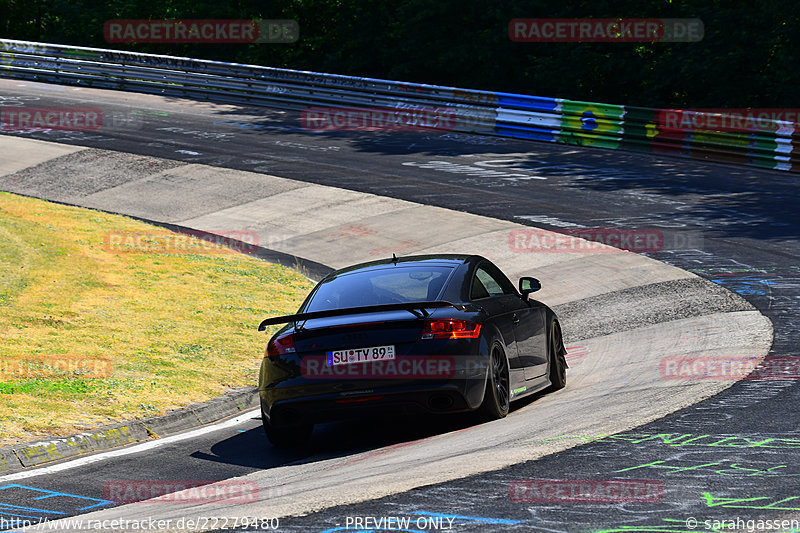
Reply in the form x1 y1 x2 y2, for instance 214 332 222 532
519 277 541 299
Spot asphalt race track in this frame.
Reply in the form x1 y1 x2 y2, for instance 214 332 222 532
0 79 798 532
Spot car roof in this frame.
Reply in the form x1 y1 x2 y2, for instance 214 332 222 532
322 254 485 280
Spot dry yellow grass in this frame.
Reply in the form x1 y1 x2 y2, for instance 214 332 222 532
0 191 314 446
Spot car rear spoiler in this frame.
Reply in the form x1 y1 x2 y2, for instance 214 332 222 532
258 301 465 331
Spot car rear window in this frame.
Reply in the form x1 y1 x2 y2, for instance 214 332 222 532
304 266 455 312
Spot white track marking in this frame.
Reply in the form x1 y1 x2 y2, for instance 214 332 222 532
0 410 259 482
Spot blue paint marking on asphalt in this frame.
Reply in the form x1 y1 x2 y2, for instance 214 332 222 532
0 501 66 520
0 503 65 528
0 485 114 510
411 511 523 525
0 503 66 514
711 277 775 296
0 485 115 531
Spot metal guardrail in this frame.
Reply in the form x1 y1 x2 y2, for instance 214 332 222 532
1 39 797 173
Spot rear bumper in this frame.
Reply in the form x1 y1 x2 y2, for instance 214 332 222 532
261 382 476 426
258 340 490 427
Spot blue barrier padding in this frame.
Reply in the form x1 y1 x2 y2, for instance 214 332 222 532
496 93 559 112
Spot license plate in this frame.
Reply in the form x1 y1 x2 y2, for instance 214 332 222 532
327 345 396 366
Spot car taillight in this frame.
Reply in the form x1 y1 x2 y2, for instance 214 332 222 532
420 319 481 340
266 332 296 357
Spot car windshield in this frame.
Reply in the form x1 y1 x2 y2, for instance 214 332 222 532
304 266 455 312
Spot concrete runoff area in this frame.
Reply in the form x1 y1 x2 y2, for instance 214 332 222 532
0 136 773 528
0 137 86 177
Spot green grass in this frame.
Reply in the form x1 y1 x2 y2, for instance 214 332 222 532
0 191 314 446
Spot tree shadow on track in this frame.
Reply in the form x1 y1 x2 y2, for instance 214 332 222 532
206 103 800 242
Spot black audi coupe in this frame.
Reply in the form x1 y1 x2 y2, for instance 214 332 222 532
257 254 567 447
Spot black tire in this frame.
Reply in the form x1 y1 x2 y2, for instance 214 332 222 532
262 412 313 449
479 344 510 420
546 318 567 392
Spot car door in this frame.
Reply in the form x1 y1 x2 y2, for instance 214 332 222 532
480 263 548 380
515 300 547 380
470 264 526 388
